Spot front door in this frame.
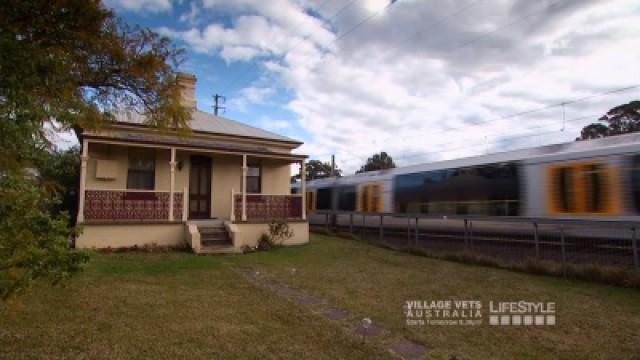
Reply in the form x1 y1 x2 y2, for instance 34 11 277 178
189 156 212 219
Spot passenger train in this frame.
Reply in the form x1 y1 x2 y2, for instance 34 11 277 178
293 133 640 221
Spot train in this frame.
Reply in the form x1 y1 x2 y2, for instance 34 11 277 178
293 132 640 221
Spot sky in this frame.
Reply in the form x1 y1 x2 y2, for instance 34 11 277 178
91 0 640 173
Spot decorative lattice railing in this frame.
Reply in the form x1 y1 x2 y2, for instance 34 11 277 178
84 190 183 221
234 194 303 221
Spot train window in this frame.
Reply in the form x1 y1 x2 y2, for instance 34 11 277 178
316 188 333 210
548 162 612 214
633 155 640 212
306 191 315 212
394 163 520 216
583 164 606 213
553 167 575 213
337 186 357 211
360 184 383 213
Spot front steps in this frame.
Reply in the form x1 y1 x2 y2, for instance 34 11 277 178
187 220 237 254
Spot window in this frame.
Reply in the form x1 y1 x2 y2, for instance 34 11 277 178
548 162 611 214
394 162 520 216
632 155 640 212
247 164 261 193
127 149 155 190
316 188 333 210
337 186 357 211
306 191 315 211
360 184 383 213
554 167 575 213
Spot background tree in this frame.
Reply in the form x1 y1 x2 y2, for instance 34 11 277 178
356 152 396 174
0 0 189 299
38 147 81 227
577 100 640 140
291 160 342 183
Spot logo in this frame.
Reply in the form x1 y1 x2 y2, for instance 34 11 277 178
405 299 556 326
404 300 482 326
488 301 556 326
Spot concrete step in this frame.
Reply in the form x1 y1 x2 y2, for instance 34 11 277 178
201 233 230 241
201 238 231 247
199 227 227 235
198 244 238 255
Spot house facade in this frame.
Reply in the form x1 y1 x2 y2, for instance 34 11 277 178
75 73 308 254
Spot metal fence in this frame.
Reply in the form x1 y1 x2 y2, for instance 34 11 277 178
309 211 640 273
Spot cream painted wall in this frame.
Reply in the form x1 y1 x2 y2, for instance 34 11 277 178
229 222 309 249
84 143 296 221
261 158 293 194
210 154 242 218
85 143 190 191
76 224 185 249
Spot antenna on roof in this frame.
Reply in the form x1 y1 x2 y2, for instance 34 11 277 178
213 94 226 115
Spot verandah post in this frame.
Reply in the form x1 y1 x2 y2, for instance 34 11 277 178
169 147 176 221
300 159 306 220
230 189 235 222
241 154 247 221
77 138 88 224
182 187 188 221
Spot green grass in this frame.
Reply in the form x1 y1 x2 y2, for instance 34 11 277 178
2 235 640 359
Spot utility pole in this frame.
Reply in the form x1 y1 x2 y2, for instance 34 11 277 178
331 154 335 177
213 94 226 116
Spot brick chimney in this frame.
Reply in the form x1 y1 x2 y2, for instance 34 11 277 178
176 72 197 110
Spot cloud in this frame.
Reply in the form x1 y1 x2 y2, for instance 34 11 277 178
229 86 276 111
160 0 640 173
104 0 172 13
179 1 200 25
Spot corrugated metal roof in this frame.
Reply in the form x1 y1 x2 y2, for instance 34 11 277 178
112 109 301 144
84 131 306 159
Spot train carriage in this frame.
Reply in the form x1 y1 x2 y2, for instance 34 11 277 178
294 132 640 221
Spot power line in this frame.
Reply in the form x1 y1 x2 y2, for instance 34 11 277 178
328 83 640 165
393 112 600 163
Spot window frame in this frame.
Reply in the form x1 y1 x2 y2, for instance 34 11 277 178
246 163 262 194
126 149 156 190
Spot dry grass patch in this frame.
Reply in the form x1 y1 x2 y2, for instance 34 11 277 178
228 234 640 360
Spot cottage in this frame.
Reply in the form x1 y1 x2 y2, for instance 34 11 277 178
75 73 308 253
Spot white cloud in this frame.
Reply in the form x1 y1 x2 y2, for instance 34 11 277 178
229 86 276 111
104 0 172 13
162 0 640 173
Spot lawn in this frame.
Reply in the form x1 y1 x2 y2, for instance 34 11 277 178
2 234 640 360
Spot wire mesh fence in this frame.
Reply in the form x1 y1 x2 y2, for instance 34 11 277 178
309 211 640 273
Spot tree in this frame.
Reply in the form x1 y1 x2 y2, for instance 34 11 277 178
356 152 396 174
38 147 81 227
577 100 640 140
0 0 189 299
291 160 342 183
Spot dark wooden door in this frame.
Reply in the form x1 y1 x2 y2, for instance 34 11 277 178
189 156 212 219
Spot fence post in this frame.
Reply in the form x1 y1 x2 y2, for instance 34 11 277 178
533 222 540 258
560 226 567 277
325 213 329 232
633 227 639 272
415 217 419 247
464 219 469 251
379 215 384 243
407 216 411 247
349 213 354 234
469 220 474 249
